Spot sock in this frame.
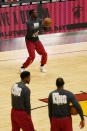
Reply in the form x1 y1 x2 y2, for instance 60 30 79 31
41 64 44 67
21 66 24 68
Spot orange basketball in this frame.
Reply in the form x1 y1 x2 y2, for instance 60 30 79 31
69 105 78 115
43 18 52 27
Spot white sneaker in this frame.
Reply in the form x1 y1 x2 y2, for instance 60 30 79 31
20 67 25 73
40 66 46 73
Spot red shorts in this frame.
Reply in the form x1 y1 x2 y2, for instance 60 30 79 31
51 117 73 131
11 108 35 131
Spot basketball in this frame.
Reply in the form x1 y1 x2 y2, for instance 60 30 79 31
69 105 78 115
43 18 52 27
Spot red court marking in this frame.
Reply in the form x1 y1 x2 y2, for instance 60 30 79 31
75 93 87 101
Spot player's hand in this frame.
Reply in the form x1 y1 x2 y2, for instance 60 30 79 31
80 120 85 129
43 27 50 32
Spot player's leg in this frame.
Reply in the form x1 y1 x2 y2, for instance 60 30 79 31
11 109 20 131
17 111 35 131
11 120 20 131
51 117 60 131
62 117 73 131
35 40 47 73
20 40 35 72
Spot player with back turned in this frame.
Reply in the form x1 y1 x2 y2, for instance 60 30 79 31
48 78 85 131
11 71 35 131
20 9 52 73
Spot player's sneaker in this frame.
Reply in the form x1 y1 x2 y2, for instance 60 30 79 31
40 66 46 73
20 67 25 73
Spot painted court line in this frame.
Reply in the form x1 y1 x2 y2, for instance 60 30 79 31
0 49 87 62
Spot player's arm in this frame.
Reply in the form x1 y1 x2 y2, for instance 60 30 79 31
70 94 85 128
48 93 52 123
70 94 84 120
24 88 31 116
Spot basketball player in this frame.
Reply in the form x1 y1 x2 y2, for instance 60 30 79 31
11 71 35 131
20 9 48 73
48 78 85 131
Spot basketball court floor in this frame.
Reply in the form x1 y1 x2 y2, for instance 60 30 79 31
0 30 87 131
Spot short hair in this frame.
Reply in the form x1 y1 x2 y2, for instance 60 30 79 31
56 78 64 88
29 9 35 16
20 71 30 80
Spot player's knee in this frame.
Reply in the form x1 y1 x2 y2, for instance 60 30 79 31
43 52 47 57
30 55 35 61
